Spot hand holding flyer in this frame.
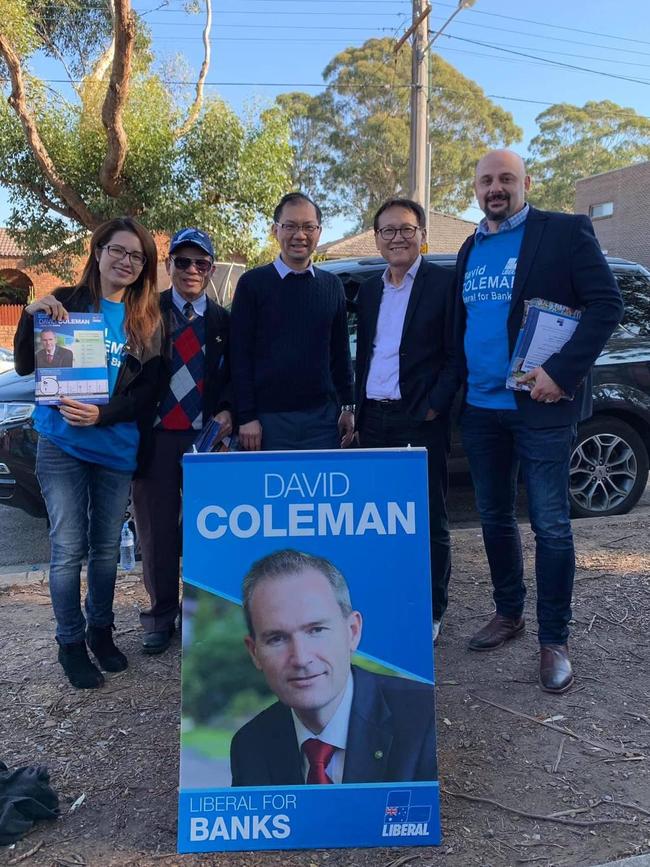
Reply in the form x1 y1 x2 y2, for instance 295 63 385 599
34 312 109 405
506 298 581 395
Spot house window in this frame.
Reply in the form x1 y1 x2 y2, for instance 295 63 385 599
589 201 614 219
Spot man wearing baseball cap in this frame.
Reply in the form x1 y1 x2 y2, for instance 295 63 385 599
133 228 232 654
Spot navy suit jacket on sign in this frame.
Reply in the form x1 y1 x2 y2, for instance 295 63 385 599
35 345 74 369
229 666 437 786
455 207 624 428
354 259 459 427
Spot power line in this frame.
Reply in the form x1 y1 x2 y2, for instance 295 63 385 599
433 1 650 49
444 33 650 87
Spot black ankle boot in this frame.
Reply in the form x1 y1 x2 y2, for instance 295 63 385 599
86 625 128 672
57 640 104 689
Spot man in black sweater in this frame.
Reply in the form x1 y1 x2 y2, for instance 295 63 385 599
231 193 354 450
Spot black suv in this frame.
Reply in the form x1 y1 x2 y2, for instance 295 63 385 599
1 254 650 520
318 253 650 519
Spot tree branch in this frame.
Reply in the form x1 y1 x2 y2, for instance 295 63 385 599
0 35 102 229
0 175 79 222
89 0 116 83
175 0 212 138
99 0 136 196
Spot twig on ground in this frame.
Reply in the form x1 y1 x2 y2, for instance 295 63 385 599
469 693 630 756
624 710 650 725
587 614 597 633
603 534 635 547
552 737 566 773
8 840 44 864
441 788 636 828
385 855 421 867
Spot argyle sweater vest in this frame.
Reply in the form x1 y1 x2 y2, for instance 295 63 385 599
155 306 206 430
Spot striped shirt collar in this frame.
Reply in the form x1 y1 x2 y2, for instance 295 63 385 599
476 203 530 240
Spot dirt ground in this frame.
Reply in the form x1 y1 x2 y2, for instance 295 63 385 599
1 514 649 867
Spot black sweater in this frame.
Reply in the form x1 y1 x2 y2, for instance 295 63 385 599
230 263 354 424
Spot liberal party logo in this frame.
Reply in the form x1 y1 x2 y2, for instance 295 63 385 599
503 256 518 276
382 790 432 838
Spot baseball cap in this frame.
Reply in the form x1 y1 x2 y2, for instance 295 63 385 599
169 227 215 258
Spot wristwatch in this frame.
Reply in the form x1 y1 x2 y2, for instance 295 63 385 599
341 404 355 413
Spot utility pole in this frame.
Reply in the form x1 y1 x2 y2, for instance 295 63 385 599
408 0 430 207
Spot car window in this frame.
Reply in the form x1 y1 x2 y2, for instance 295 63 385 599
614 270 650 336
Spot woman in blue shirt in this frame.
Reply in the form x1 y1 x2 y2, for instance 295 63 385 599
14 217 163 689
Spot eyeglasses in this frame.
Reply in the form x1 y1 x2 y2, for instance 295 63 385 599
170 255 213 274
101 244 147 267
376 225 420 241
275 222 321 235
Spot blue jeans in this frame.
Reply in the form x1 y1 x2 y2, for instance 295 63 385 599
36 437 132 645
460 406 576 644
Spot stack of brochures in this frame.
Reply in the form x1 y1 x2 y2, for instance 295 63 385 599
190 419 240 453
506 298 582 395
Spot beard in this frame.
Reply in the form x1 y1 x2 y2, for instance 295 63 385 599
484 194 510 222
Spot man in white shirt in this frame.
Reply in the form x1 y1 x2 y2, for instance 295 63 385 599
355 198 459 644
230 549 437 786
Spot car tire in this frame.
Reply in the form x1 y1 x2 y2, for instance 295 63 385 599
569 415 649 518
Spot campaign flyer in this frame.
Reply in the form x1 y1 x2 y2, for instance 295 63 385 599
34 312 109 405
178 448 440 853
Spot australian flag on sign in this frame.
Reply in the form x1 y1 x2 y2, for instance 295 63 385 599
385 791 410 823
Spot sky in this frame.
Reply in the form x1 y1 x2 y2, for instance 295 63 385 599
3 0 650 243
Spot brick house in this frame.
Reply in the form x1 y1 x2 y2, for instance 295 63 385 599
317 210 476 259
575 162 650 269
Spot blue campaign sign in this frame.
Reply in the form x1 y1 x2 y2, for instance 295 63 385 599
178 448 440 853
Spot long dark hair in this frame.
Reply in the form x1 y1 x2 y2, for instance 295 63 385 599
76 217 160 351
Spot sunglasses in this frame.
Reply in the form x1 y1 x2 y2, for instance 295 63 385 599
170 255 213 274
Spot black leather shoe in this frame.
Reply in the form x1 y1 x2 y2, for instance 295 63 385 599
539 643 574 693
142 625 175 655
468 613 525 651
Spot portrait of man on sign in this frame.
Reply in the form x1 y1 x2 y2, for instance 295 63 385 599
230 548 437 787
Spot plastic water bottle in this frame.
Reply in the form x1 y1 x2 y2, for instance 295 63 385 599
119 522 135 571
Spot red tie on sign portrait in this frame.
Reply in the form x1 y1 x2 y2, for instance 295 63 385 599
303 738 336 784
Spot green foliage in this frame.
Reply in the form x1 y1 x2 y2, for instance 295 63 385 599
527 100 650 212
0 11 292 269
276 38 521 227
181 589 273 728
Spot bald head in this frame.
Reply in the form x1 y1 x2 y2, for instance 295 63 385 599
474 149 530 229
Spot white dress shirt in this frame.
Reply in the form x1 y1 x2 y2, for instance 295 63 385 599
291 672 354 784
273 255 316 279
365 255 422 400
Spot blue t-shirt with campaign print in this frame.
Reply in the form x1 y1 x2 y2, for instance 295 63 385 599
462 223 525 409
34 297 140 471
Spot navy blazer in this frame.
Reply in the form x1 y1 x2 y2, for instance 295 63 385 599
355 259 459 427
230 666 437 786
455 207 624 428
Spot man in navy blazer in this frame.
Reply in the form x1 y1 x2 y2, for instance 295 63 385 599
36 330 73 368
456 150 623 693
230 549 437 786
354 198 459 643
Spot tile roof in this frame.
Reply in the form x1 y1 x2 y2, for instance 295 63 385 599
0 229 24 257
318 210 477 259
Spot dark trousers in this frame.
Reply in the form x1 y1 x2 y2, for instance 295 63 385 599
359 400 451 621
132 429 195 632
460 406 576 644
259 401 340 450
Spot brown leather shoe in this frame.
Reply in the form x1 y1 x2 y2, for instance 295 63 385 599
539 644 574 693
468 613 525 651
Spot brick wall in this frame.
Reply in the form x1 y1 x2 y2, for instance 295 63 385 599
0 325 16 348
575 162 650 269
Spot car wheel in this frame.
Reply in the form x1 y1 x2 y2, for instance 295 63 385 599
569 415 649 518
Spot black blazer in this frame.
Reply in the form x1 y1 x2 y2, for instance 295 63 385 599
455 207 624 428
355 259 459 427
230 666 437 786
35 345 74 368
